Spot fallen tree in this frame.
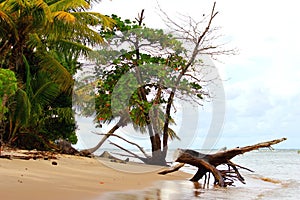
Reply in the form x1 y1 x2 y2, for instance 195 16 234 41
159 138 287 187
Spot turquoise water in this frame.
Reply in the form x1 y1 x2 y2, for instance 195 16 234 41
96 150 300 200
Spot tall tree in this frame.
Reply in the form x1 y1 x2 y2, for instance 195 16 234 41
78 13 183 162
0 0 114 149
80 3 235 165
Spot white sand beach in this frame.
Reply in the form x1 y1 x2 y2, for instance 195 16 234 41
0 151 190 200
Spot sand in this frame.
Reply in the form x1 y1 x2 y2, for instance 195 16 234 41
0 151 190 200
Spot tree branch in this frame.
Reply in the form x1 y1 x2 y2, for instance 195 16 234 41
93 132 150 158
108 140 148 163
158 163 185 175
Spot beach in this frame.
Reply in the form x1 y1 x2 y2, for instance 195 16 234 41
1 150 299 200
0 151 190 200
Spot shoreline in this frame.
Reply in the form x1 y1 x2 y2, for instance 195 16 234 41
0 150 190 200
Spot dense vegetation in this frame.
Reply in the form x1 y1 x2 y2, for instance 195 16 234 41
1 1 231 166
0 0 114 150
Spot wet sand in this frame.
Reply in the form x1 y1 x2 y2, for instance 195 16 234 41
0 151 190 200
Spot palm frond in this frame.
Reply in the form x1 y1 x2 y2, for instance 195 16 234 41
27 33 44 50
167 127 180 141
47 15 103 46
53 39 92 57
52 11 76 23
72 12 115 27
30 0 53 25
2 0 25 12
32 81 60 107
22 55 33 96
11 88 31 126
49 0 90 11
0 8 14 27
0 7 18 39
38 53 73 93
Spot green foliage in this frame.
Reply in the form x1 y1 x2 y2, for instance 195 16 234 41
0 69 17 96
90 16 193 138
41 107 77 144
85 14 211 161
0 0 114 149
0 68 17 120
100 14 184 54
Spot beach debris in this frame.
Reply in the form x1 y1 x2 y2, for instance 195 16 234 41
51 161 58 166
158 138 287 187
0 149 57 160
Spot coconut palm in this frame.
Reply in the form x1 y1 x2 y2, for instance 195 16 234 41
0 0 114 147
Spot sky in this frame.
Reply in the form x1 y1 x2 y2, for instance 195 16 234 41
74 0 300 150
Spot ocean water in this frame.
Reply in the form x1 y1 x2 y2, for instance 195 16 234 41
96 150 300 200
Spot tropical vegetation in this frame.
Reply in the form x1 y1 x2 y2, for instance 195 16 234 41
1 0 232 167
0 0 114 149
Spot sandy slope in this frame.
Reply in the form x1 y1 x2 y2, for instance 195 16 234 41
0 153 189 200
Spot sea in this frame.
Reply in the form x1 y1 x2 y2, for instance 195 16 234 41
94 149 300 200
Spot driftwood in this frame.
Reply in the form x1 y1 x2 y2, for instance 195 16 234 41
159 138 287 187
0 150 57 160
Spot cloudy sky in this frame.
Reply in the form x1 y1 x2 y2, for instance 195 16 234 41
75 0 300 150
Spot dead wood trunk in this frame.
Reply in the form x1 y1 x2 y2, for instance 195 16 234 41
159 138 287 187
79 121 122 156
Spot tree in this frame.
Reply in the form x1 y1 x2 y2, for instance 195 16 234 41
159 138 287 187
79 12 185 164
0 0 114 149
80 2 235 165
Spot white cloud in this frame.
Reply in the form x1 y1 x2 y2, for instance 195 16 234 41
81 0 300 149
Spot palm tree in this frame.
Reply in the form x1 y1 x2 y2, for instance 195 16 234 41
0 0 114 147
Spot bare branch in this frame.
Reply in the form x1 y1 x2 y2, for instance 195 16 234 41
158 163 185 175
93 132 150 158
108 140 148 163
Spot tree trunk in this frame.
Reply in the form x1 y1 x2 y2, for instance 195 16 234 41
159 138 287 187
80 122 121 155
